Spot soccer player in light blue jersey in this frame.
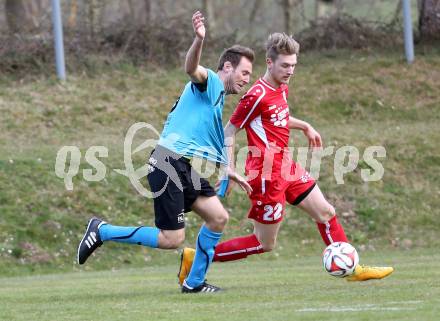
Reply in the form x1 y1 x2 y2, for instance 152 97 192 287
77 11 254 293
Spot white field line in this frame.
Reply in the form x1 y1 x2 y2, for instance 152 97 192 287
296 301 422 313
297 306 415 312
385 300 423 305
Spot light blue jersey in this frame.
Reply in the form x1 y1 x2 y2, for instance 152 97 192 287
158 69 227 164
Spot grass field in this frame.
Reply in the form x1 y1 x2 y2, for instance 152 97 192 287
1 249 439 321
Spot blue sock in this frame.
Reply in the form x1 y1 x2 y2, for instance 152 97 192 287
99 224 159 248
185 225 222 288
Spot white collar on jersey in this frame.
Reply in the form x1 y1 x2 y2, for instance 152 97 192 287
259 78 278 91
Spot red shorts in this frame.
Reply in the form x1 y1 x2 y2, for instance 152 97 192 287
247 162 316 224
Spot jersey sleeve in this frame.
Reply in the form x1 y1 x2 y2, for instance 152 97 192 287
230 84 266 129
206 69 224 106
191 69 225 107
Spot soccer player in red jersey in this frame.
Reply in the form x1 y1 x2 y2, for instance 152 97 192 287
178 33 393 283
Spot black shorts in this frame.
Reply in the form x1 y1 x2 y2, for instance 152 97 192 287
147 145 216 230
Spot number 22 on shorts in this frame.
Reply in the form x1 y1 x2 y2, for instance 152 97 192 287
263 203 283 221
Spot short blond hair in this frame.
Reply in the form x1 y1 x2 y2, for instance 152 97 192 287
265 33 300 61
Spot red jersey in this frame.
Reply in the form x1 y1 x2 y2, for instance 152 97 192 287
230 78 291 176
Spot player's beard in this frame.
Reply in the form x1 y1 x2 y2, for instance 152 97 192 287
224 75 237 94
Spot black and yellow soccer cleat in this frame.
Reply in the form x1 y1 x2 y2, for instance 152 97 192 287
177 247 196 286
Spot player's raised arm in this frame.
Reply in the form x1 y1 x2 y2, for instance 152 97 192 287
185 11 208 84
288 116 322 148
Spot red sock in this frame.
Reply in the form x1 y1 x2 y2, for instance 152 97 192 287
213 234 265 262
316 215 348 246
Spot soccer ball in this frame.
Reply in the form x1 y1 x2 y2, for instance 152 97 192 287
322 242 359 277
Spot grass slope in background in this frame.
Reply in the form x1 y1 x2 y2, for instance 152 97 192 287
0 49 439 275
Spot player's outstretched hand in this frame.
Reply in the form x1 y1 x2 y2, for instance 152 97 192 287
304 125 322 148
192 11 205 40
215 169 252 196
228 170 252 195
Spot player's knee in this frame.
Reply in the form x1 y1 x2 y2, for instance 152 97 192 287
210 210 229 230
166 236 185 249
175 233 186 248
316 204 336 224
159 230 185 249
